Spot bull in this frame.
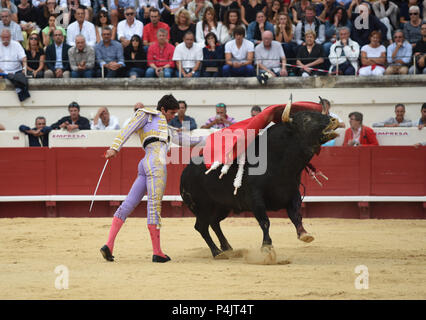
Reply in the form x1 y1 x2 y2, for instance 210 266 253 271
180 100 339 258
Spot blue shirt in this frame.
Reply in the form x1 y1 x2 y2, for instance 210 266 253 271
387 41 412 65
95 40 125 67
55 43 64 69
169 115 197 130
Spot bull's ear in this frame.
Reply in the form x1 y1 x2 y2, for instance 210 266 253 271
282 95 292 122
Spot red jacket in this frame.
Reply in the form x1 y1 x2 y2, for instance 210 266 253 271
343 126 379 146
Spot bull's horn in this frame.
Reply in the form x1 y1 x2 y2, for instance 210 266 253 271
282 94 292 122
319 96 327 115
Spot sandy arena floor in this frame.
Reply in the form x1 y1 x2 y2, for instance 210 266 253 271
0 217 425 300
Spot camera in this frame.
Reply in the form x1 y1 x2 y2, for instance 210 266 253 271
257 71 273 85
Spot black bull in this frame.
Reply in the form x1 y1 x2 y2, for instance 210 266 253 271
180 110 339 258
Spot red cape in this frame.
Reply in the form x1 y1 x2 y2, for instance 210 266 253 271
203 101 323 168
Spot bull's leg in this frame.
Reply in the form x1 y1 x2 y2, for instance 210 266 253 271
252 200 272 249
194 217 224 258
287 192 314 243
210 220 233 252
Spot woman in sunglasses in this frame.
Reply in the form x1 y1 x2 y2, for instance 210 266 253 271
25 32 45 78
95 10 116 43
124 34 147 78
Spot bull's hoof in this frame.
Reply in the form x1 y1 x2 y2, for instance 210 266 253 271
298 232 314 243
214 251 229 259
261 245 274 253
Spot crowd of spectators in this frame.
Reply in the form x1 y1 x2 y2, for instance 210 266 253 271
0 0 425 79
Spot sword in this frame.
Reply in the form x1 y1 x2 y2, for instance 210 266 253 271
89 159 109 213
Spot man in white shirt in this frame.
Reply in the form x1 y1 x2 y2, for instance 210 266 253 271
0 28 26 75
223 26 255 77
329 26 360 75
173 31 202 78
255 30 287 77
66 7 96 47
91 107 121 130
117 6 143 48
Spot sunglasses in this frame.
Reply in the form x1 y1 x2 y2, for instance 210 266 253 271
29 37 38 40
125 12 135 16
409 12 419 15
216 103 226 108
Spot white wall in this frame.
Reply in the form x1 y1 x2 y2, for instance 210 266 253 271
0 87 424 131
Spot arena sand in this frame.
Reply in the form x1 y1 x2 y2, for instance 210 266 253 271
0 217 425 300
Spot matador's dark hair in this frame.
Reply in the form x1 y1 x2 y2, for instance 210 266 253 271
157 94 179 111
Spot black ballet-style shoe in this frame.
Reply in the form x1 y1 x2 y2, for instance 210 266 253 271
100 245 114 262
152 254 171 263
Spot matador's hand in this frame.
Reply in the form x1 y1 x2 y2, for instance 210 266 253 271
105 149 118 159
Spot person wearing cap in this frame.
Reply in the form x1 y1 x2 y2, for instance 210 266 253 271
201 103 236 129
50 102 91 131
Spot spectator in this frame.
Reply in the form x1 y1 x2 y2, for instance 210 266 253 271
350 3 388 47
358 31 386 76
409 22 426 74
110 0 136 27
146 28 175 78
42 14 67 47
403 5 422 48
51 101 91 131
91 107 120 130
124 34 147 78
222 26 255 77
66 6 96 47
241 0 266 26
195 6 222 47
0 8 23 42
142 7 170 48
19 116 51 147
328 26 359 75
201 31 224 77
317 0 339 23
372 103 414 127
251 105 261 116
17 0 38 26
161 0 186 27
400 0 424 25
247 10 274 46
94 10 116 44
416 103 426 130
44 29 71 78
41 0 60 27
266 0 283 25
372 0 399 36
169 100 197 130
296 29 325 77
92 0 108 19
255 30 287 77
170 8 196 47
0 28 27 75
20 20 37 50
295 5 325 46
25 31 45 78
323 6 352 57
343 111 379 146
289 0 310 25
275 12 296 66
117 6 143 48
218 8 245 45
187 0 214 23
385 30 412 75
173 30 202 78
322 99 345 128
214 0 239 23
201 102 236 129
0 0 18 23
95 26 125 77
68 34 95 78
138 0 163 25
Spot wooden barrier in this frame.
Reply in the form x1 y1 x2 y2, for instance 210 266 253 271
0 146 425 219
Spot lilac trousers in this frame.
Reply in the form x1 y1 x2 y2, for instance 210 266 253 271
114 142 167 226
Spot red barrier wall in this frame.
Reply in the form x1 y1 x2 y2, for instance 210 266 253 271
0 147 425 219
